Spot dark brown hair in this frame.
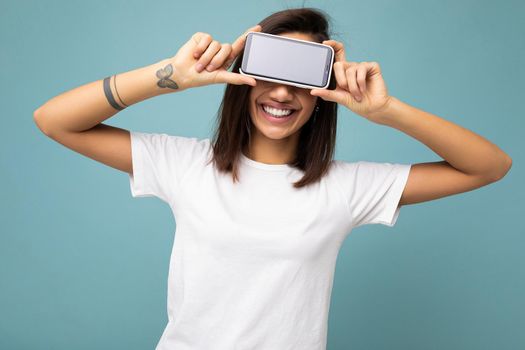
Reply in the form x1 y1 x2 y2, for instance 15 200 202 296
209 7 339 188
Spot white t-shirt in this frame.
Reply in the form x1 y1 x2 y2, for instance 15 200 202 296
128 131 412 350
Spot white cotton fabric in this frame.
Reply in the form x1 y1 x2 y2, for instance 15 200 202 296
128 131 412 350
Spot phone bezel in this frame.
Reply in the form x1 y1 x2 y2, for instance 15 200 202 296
239 31 335 90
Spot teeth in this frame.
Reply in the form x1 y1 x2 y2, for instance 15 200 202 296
262 104 293 117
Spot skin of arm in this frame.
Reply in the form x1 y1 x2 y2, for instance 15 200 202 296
33 58 182 135
377 97 512 181
32 25 260 135
312 41 512 181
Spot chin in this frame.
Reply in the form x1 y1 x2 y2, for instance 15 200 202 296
253 123 296 140
251 109 305 139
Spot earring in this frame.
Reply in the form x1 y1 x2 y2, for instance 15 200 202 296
313 104 320 122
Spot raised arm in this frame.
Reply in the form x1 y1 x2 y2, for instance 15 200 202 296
311 40 512 207
33 58 183 173
33 26 260 175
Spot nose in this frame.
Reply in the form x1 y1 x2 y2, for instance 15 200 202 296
268 83 296 100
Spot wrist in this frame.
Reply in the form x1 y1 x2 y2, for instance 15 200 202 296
150 58 188 94
113 58 185 107
369 96 399 125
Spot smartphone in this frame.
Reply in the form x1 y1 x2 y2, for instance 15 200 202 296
239 32 335 90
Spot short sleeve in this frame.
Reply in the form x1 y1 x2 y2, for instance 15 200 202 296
128 131 209 204
332 160 412 228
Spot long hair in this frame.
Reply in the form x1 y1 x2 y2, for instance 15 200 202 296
208 7 339 188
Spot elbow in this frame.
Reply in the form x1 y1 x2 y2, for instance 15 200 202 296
491 155 512 182
33 107 53 137
502 155 512 178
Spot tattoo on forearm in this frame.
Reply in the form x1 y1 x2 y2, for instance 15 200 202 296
113 74 129 107
156 63 179 89
103 76 125 111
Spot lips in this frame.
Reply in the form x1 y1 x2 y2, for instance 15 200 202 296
259 101 298 111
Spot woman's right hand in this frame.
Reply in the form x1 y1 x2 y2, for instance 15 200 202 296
167 25 262 91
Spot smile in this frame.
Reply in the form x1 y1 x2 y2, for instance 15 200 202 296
258 103 298 124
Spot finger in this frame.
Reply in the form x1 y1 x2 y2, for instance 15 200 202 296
322 39 346 63
356 63 368 93
223 58 234 71
222 43 237 70
224 24 262 69
192 32 213 59
206 43 232 71
345 64 361 101
333 61 347 90
215 71 257 86
196 40 222 72
310 87 348 104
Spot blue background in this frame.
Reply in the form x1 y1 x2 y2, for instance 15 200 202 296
1 0 523 349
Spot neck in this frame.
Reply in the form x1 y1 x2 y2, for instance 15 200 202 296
244 130 299 165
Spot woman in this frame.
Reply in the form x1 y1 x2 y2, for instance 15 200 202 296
33 7 511 350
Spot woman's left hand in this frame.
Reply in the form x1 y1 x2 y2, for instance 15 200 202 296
310 40 393 124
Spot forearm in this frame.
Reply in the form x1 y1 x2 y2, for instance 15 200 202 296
379 97 512 179
34 58 182 134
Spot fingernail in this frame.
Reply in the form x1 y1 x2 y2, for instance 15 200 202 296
355 95 362 102
196 63 204 71
206 64 214 71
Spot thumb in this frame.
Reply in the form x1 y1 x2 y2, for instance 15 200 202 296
310 88 347 104
216 71 256 86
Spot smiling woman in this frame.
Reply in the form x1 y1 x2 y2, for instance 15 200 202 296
211 14 339 188
33 4 511 350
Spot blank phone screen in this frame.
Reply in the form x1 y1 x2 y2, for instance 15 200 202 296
244 34 331 87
